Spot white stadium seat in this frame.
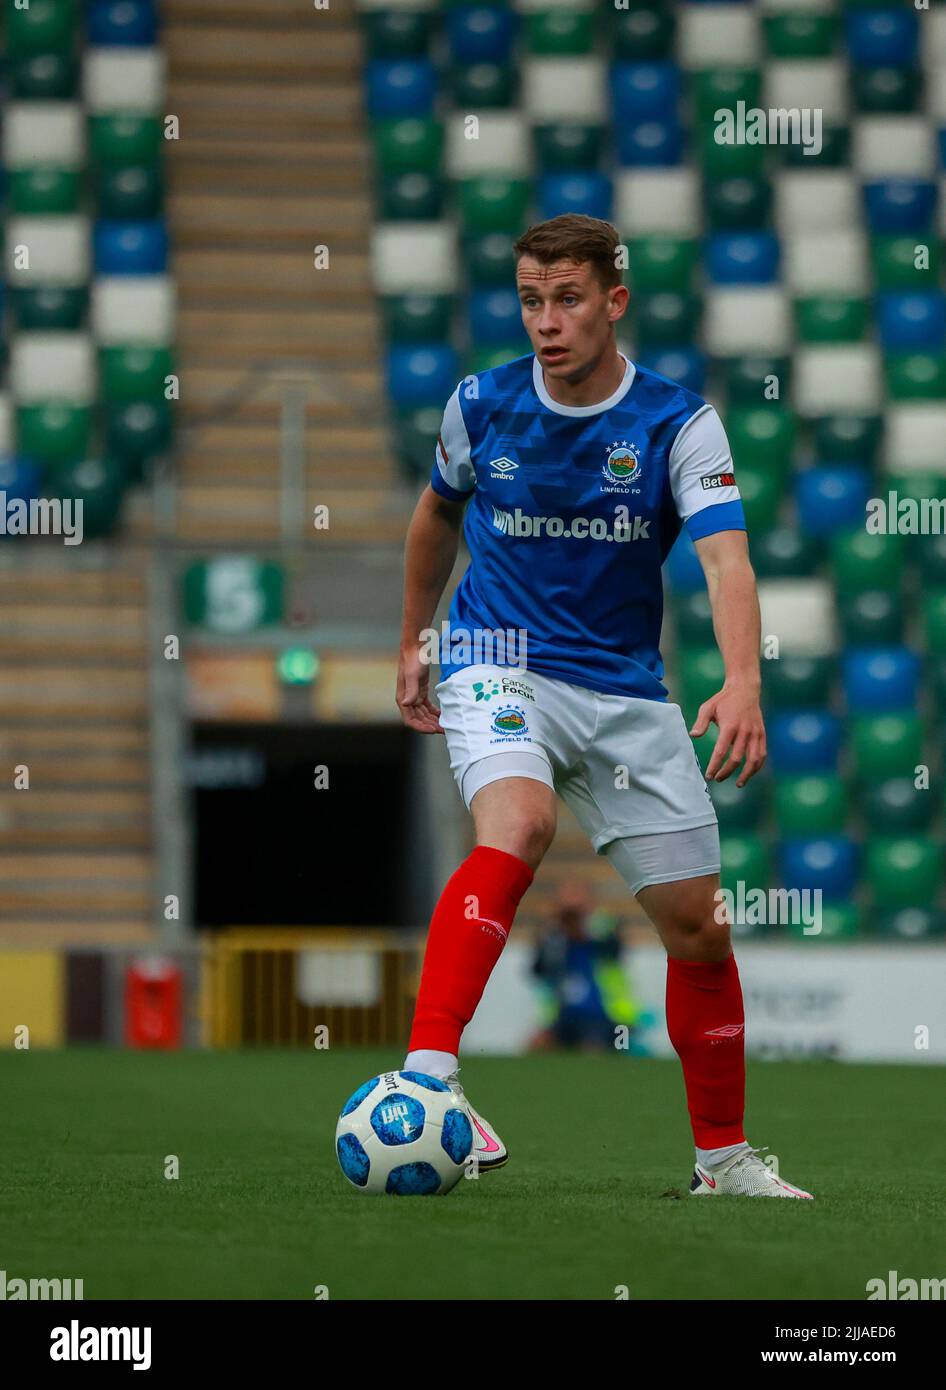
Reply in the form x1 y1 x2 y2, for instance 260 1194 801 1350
853 117 936 179
84 49 166 113
2 103 85 168
885 406 946 475
521 59 607 123
5 216 90 286
758 580 837 658
444 113 531 178
371 223 458 294
0 394 12 456
775 172 859 234
793 346 883 416
704 288 792 356
614 169 700 236
765 61 848 124
11 334 97 405
92 277 176 345
784 230 869 294
678 5 759 68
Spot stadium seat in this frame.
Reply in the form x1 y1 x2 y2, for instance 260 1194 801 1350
99 345 174 401
751 526 819 580
763 654 835 709
6 215 90 286
362 8 433 60
709 773 769 831
612 4 676 62
775 171 858 233
524 58 607 122
877 293 946 352
831 530 903 594
93 220 168 274
616 119 685 168
538 173 612 221
842 648 921 713
371 224 458 294
92 276 175 343
758 578 836 656
96 164 164 219
9 168 81 214
851 712 924 780
838 590 903 645
4 103 85 168
17 401 91 465
449 62 518 110
458 177 531 233
705 232 780 285
375 118 443 176
863 179 936 234
704 289 791 355
796 296 869 344
768 711 841 774
468 288 528 347
813 413 882 466
784 230 869 295
780 837 859 901
8 0 77 56
863 777 935 833
10 333 95 403
365 59 437 119
625 237 697 291
794 347 882 414
11 52 79 101
774 775 848 835
614 169 700 235
876 907 946 940
387 344 459 408
447 6 517 64
796 467 872 536
728 407 795 474
83 48 166 112
88 1 158 47
9 286 88 331
534 123 602 171
866 837 941 908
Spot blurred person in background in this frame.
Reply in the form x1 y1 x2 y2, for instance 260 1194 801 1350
530 882 644 1053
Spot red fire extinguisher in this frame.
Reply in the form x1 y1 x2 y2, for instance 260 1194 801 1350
125 957 182 1048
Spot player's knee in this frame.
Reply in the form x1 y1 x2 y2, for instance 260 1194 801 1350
677 915 731 961
519 810 556 864
479 809 555 869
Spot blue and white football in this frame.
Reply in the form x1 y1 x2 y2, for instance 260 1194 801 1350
335 1070 474 1195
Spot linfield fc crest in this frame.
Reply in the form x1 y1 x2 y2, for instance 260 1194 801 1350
490 706 528 737
602 441 642 493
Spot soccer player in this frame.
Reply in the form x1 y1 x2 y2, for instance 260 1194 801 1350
395 213 812 1199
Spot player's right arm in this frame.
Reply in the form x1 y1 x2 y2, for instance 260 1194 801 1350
397 484 466 734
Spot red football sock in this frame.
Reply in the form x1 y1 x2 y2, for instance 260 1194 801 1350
409 845 534 1055
665 953 747 1149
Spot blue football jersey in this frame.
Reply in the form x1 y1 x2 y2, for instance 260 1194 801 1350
430 351 745 701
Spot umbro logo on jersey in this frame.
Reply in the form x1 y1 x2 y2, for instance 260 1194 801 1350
704 1024 745 1038
701 472 736 490
489 456 519 480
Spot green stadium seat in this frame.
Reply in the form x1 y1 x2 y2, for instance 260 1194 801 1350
763 11 838 59
449 63 517 109
867 837 941 908
373 119 443 177
705 175 771 230
383 294 453 343
831 529 904 594
679 647 725 720
9 167 81 214
889 475 946 529
362 9 432 59
886 354 946 400
459 177 530 234
709 773 769 831
466 232 517 286
725 355 791 405
8 0 76 55
852 67 920 115
876 906 946 940
673 589 714 645
700 125 768 177
851 713 924 780
922 589 946 652
721 834 772 934
96 165 164 219
838 590 903 645
915 530 946 585
625 237 696 292
750 526 819 579
732 461 783 530
10 52 78 100
612 4 675 60
780 125 850 168
395 406 440 481
634 291 701 347
787 902 860 942
99 346 174 403
774 774 848 835
89 114 163 168
727 407 795 475
812 414 882 466
9 286 88 331
872 235 940 289
378 172 444 220
106 401 172 478
528 11 594 55
692 69 762 129
467 347 521 374
534 124 602 171
762 654 834 708
795 296 869 344
52 456 125 538
863 777 935 833
17 402 90 466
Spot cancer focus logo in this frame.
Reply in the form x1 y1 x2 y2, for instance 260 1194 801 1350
490 706 528 737
602 441 642 492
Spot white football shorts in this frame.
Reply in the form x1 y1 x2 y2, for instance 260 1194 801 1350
435 663 720 895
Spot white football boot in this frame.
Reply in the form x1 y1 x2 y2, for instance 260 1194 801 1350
689 1146 814 1199
444 1068 508 1171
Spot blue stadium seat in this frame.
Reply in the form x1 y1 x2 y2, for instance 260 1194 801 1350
88 0 158 46
845 10 918 68
615 118 684 167
863 179 936 233
877 292 946 352
769 711 842 773
780 837 859 901
93 220 168 274
468 288 527 347
705 232 780 284
842 647 921 712
366 60 437 119
637 347 706 394
387 344 459 408
538 173 612 221
0 456 42 517
610 62 680 121
447 7 517 65
796 467 872 536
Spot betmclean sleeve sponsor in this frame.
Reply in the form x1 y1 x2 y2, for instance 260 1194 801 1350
430 386 476 502
668 404 746 540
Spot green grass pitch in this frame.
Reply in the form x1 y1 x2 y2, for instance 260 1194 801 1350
2 1048 943 1300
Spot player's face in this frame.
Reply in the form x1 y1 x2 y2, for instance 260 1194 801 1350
515 257 627 381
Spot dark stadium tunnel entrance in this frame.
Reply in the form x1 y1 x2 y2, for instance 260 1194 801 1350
189 722 417 928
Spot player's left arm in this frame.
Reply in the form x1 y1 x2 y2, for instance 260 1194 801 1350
691 529 766 787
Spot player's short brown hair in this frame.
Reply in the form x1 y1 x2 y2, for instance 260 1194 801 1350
512 214 623 291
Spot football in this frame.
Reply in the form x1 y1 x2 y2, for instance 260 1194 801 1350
335 1070 474 1195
